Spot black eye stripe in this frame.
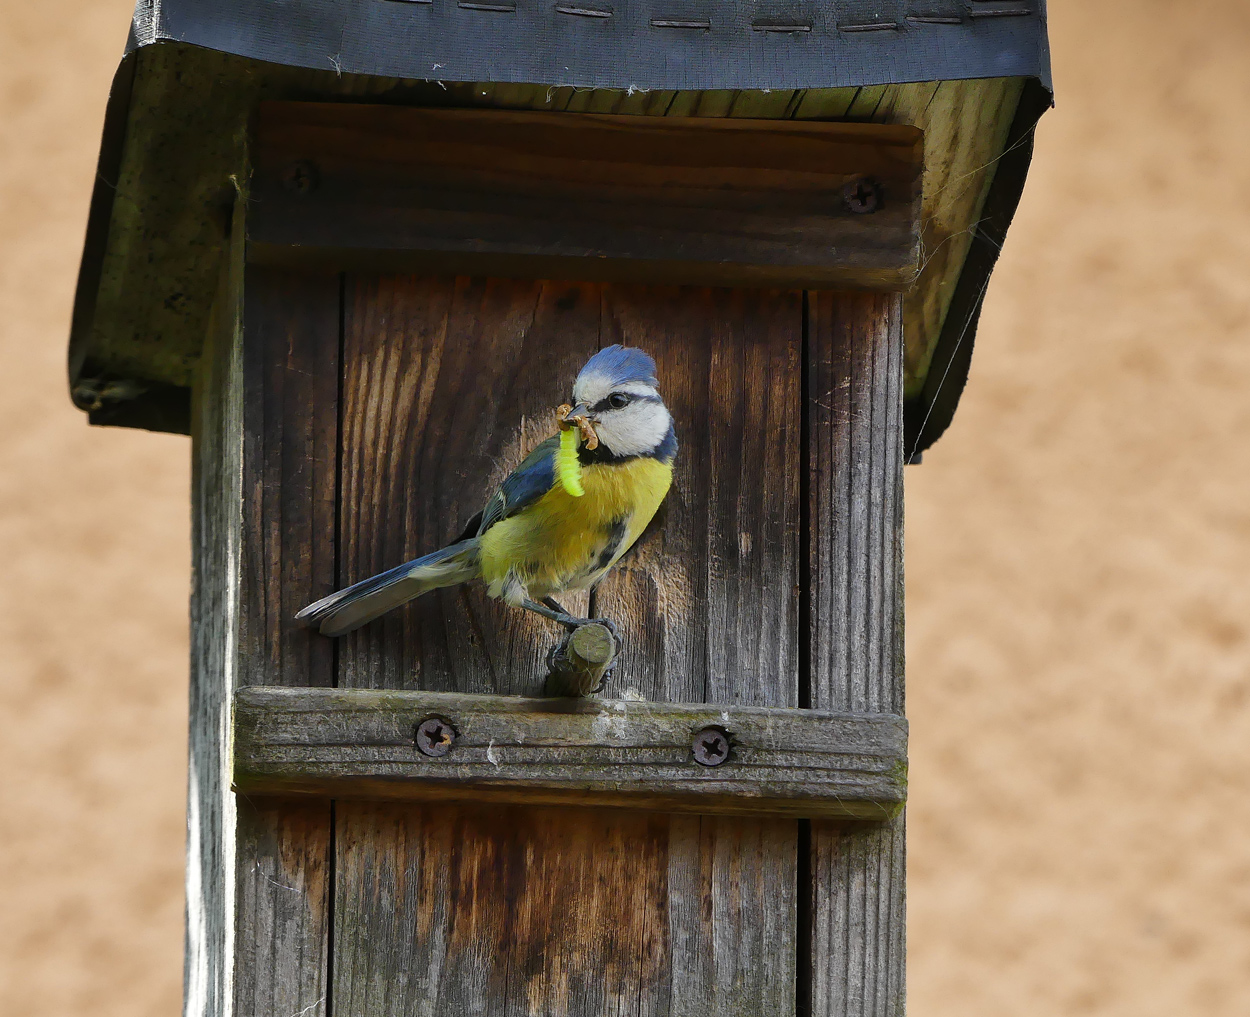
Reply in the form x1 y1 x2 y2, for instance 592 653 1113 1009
590 392 661 412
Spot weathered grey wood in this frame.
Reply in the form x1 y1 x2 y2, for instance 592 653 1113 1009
545 623 618 698
231 267 341 1017
233 687 907 819
667 815 799 1017
807 291 906 1017
186 192 245 1017
250 104 923 292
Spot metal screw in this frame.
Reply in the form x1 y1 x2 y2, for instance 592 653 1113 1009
691 727 731 767
415 717 456 757
281 159 320 195
843 176 883 214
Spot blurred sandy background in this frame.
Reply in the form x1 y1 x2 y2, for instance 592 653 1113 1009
1 1 1247 1014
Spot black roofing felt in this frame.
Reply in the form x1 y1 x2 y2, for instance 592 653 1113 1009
131 0 1050 92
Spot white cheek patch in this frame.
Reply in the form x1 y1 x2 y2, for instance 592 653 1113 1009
595 403 671 458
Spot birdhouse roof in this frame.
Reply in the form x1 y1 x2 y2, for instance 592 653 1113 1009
128 0 1050 93
70 0 1051 451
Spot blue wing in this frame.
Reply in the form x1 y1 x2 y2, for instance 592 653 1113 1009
460 436 559 538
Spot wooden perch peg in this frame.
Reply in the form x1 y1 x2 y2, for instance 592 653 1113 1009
545 622 618 697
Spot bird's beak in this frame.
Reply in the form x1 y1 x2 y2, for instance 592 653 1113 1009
562 401 594 423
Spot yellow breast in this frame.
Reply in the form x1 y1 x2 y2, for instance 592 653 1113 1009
478 456 673 602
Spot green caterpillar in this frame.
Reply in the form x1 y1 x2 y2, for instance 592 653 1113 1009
556 425 585 497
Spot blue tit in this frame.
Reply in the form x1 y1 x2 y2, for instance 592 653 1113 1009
296 345 677 637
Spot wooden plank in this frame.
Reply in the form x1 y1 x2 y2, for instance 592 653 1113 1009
232 266 341 1017
249 103 923 291
232 686 908 818
238 266 340 689
596 286 803 707
667 814 800 1014
232 799 332 1017
186 194 246 1017
332 276 804 1014
80 44 1027 440
337 274 598 693
599 283 805 1015
807 291 906 1017
332 803 672 1017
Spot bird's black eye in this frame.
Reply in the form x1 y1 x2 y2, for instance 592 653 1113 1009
608 393 630 409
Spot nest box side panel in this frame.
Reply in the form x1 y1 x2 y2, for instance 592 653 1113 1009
329 275 801 1015
807 291 906 1017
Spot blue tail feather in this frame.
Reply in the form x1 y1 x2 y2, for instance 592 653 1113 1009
295 539 480 637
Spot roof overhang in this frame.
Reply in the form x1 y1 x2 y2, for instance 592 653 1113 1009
71 1 1051 451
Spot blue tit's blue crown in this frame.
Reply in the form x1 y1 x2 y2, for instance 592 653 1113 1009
577 345 658 390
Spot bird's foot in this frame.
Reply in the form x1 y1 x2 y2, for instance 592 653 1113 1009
530 599 624 696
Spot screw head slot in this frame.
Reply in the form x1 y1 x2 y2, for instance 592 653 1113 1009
842 176 883 214
281 159 320 195
691 726 731 767
415 717 457 757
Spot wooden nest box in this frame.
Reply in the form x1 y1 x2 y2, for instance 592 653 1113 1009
70 3 1051 1015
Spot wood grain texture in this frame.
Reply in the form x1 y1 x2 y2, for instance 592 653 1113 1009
332 277 803 1014
807 291 906 1017
232 687 908 819
232 798 332 1017
233 267 342 1017
239 267 341 690
544 622 618 697
337 274 597 694
249 103 923 291
186 198 245 1017
596 286 803 708
333 803 672 1017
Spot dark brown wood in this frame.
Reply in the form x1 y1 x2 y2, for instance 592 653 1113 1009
232 267 341 1017
329 276 804 1014
239 267 341 690
807 291 906 1017
596 286 803 707
232 686 907 819
232 798 332 1017
333 803 672 1016
337 274 597 693
249 103 923 291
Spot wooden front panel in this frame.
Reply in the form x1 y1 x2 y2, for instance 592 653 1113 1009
333 275 801 1014
338 276 598 693
231 268 903 1015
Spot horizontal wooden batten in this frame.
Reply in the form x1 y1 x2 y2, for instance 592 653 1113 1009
248 102 923 290
233 686 908 819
